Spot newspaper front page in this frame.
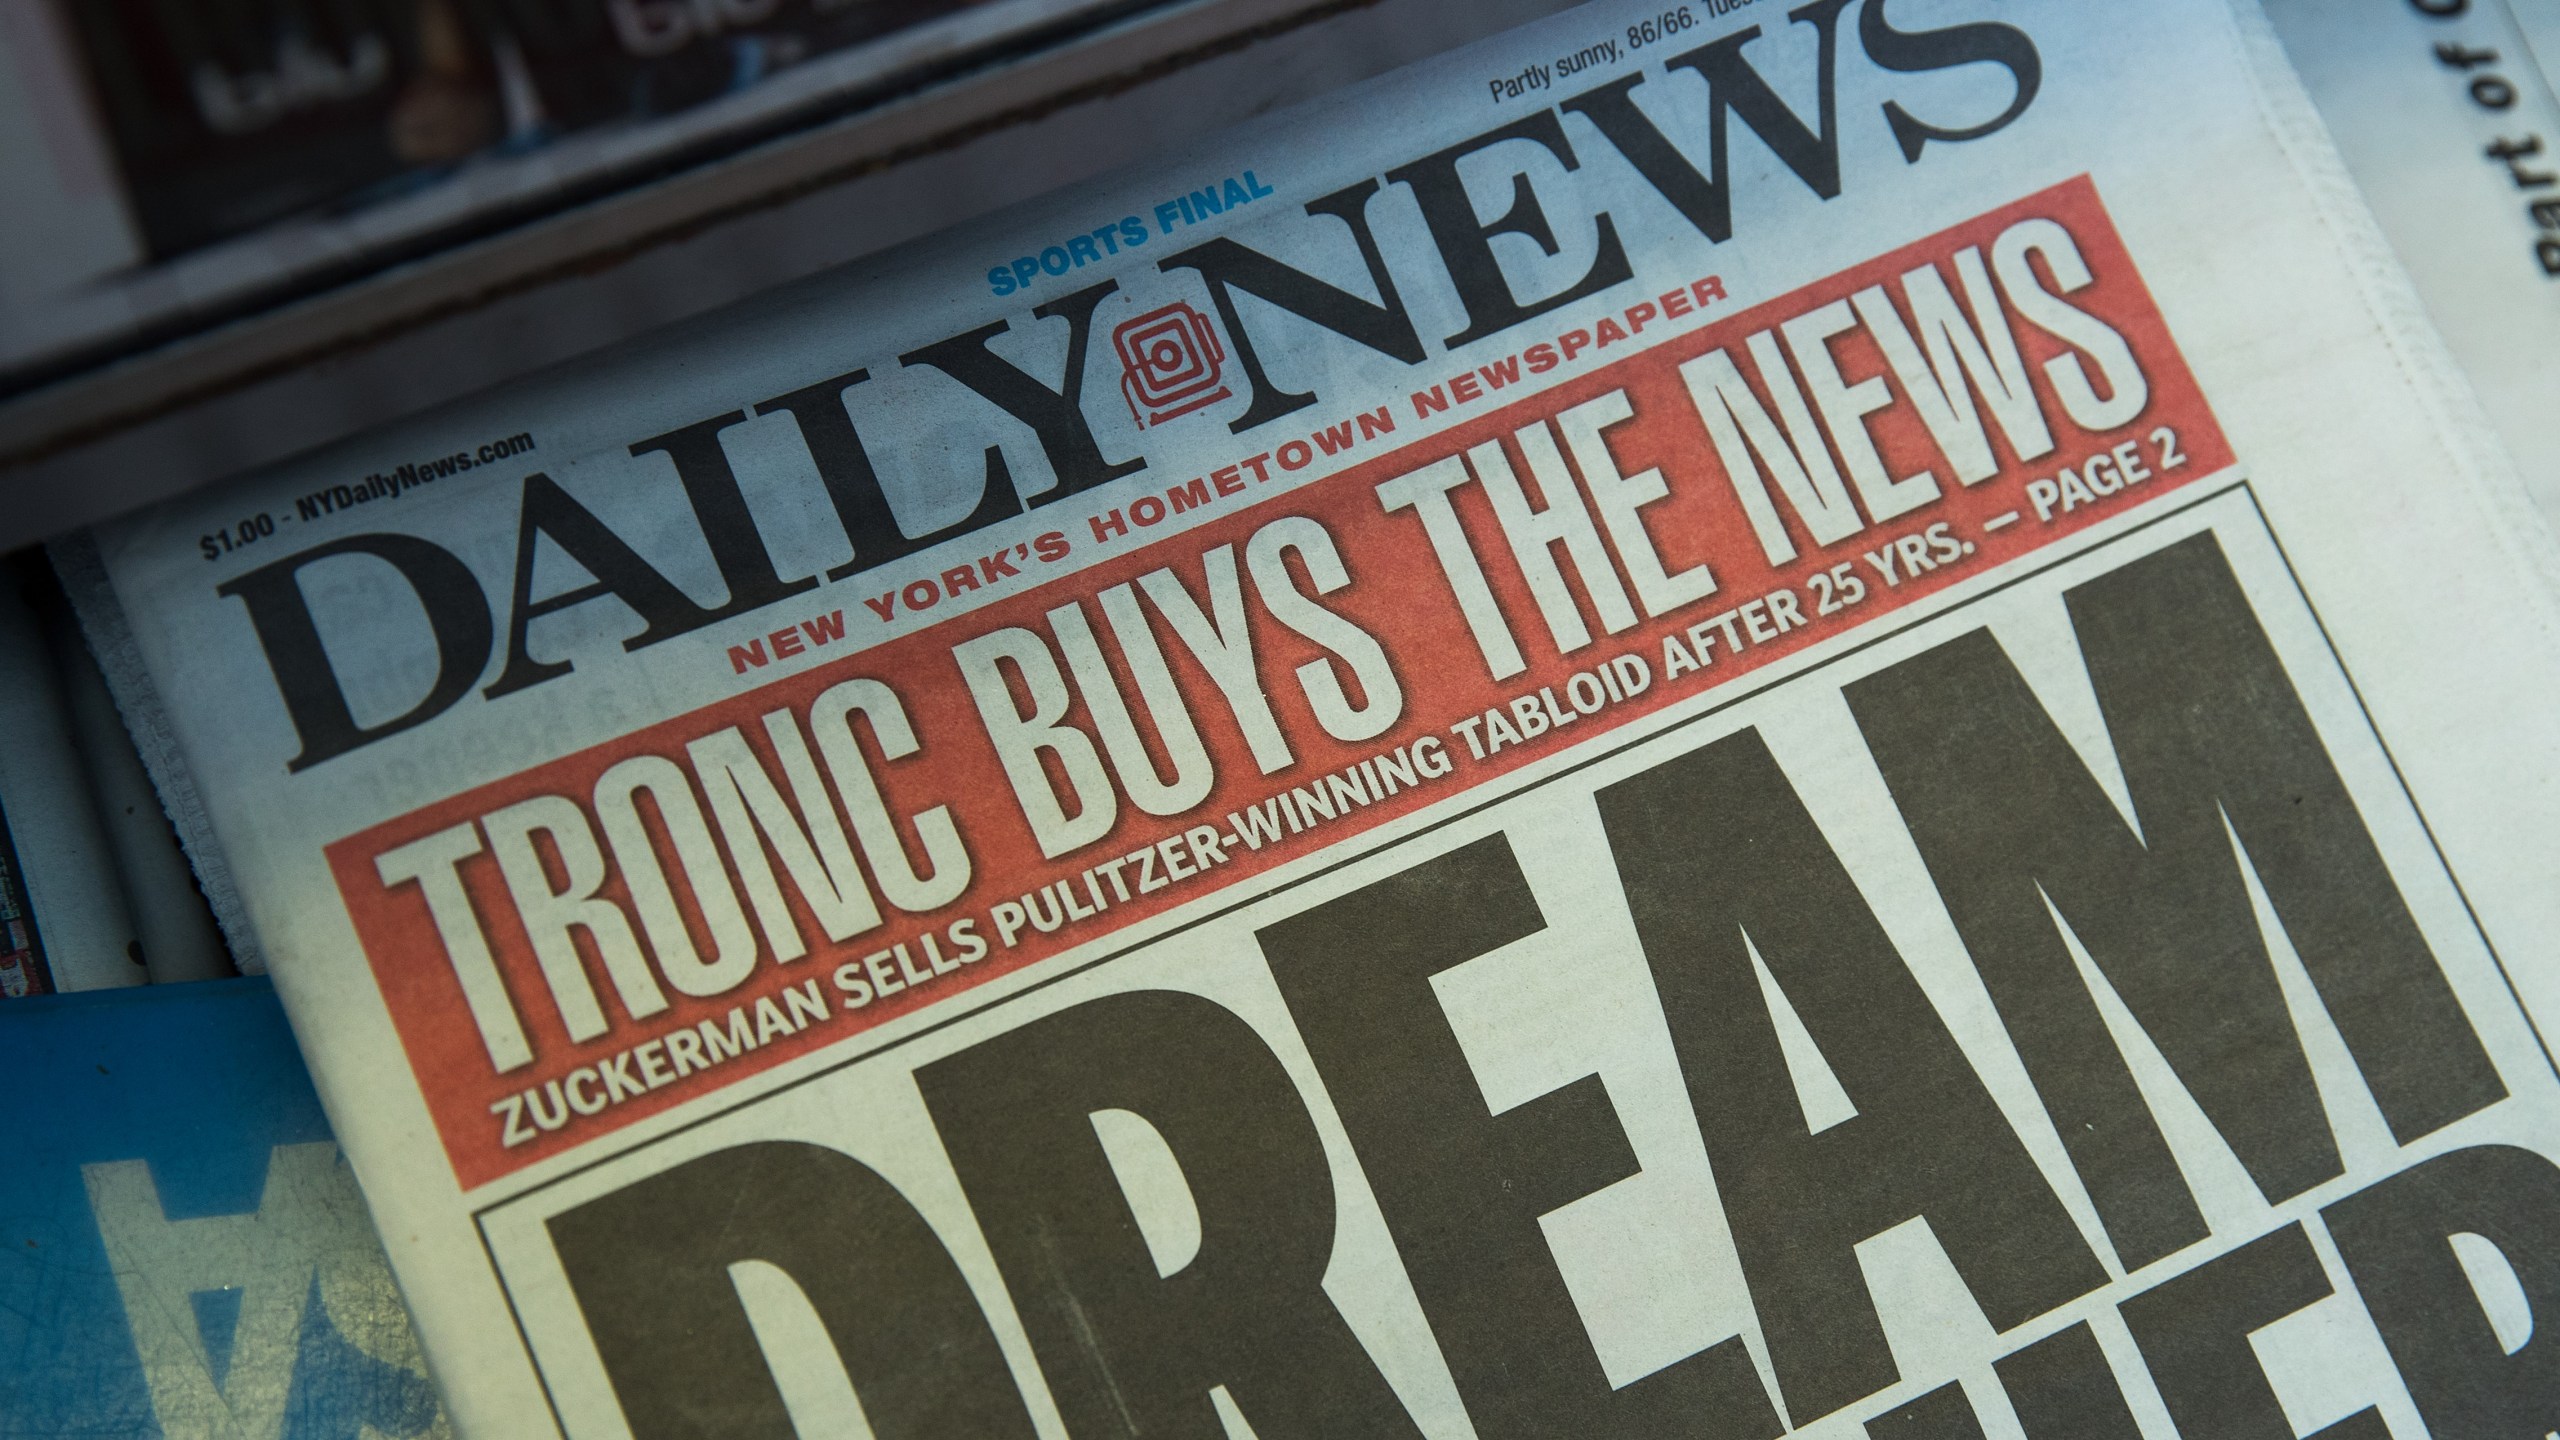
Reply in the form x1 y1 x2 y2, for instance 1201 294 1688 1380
72 0 2560 1433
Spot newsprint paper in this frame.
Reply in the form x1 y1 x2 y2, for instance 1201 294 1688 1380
64 0 2560 1434
2260 0 2560 539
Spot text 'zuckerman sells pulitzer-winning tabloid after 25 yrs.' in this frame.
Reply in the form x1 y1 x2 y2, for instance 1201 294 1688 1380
315 178 2207 1180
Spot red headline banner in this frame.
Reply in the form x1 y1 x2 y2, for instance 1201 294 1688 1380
332 177 2232 1186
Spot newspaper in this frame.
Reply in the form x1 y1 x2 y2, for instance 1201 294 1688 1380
2262 0 2560 532
0 978 450 1438
0 564 145 992
69 0 2560 1432
0 0 1111 386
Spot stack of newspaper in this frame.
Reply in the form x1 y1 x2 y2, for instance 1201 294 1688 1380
29 0 2560 1432
0 555 228 994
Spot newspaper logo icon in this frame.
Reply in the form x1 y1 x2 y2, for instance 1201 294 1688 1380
1115 302 1233 427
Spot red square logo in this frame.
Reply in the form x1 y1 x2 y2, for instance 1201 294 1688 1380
1114 301 1233 427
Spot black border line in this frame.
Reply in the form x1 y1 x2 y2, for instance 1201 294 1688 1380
465 474 2559 1425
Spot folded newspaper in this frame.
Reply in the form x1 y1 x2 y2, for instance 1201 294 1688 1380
64 0 2560 1432
2262 0 2560 536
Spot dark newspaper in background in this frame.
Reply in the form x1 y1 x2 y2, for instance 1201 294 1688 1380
60 0 999 259
69 0 2560 1434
